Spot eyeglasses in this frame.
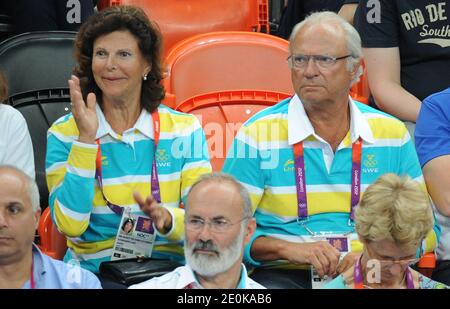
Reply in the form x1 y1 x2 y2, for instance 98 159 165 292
185 216 249 233
375 258 419 268
366 245 419 268
287 54 352 69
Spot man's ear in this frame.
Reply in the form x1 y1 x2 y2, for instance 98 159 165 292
350 58 362 81
243 218 256 245
34 208 41 230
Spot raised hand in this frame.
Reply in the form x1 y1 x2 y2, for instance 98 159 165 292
68 75 98 144
133 191 173 234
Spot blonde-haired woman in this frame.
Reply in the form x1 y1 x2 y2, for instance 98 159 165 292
324 174 448 289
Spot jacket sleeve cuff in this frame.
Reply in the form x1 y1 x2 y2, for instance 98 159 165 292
243 229 269 267
66 140 98 177
155 206 184 242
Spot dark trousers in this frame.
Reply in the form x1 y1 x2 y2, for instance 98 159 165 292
431 260 450 286
250 267 312 289
97 274 128 289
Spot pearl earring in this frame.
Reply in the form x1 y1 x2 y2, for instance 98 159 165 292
143 74 147 81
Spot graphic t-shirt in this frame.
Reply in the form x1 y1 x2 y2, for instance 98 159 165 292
356 0 450 101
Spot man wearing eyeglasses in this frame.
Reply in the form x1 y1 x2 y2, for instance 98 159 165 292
129 173 264 289
222 11 439 289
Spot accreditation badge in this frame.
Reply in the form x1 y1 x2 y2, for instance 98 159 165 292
111 208 157 260
310 234 350 289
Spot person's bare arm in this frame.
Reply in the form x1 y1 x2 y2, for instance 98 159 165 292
423 155 450 217
338 4 358 25
251 236 340 277
364 47 421 122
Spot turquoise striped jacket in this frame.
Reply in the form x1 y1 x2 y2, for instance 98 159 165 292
223 95 440 266
46 104 212 273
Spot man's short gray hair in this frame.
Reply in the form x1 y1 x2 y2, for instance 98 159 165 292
289 11 363 86
185 172 253 219
0 165 40 213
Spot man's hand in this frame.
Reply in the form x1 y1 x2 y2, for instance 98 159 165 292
336 252 361 275
284 241 341 278
133 192 172 234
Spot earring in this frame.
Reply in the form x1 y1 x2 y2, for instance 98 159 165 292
143 74 147 81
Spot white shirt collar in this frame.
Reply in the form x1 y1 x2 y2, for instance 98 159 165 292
95 104 154 140
174 265 199 289
287 94 375 145
175 264 249 289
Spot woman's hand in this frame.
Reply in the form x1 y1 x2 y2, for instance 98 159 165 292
133 191 173 234
68 75 98 144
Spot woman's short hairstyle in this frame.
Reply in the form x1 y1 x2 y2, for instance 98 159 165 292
73 5 165 113
355 173 434 249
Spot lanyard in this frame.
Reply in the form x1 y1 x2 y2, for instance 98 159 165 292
184 282 196 289
354 255 415 289
95 111 161 216
293 137 362 222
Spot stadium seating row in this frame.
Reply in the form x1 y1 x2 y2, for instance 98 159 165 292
0 1 372 267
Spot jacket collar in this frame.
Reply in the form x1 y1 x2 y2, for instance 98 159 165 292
95 104 155 140
287 94 375 145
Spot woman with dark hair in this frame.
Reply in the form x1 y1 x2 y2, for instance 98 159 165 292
46 6 211 275
120 218 134 235
72 5 165 114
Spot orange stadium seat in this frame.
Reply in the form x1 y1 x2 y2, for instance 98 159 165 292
97 0 270 56
417 252 437 278
164 31 293 108
38 207 67 260
350 61 370 104
176 89 291 171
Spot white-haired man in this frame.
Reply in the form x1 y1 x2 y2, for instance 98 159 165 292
129 173 264 289
0 165 101 288
223 11 439 288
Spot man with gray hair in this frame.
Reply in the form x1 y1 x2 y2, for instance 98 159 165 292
223 11 437 288
0 165 101 288
130 173 264 289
